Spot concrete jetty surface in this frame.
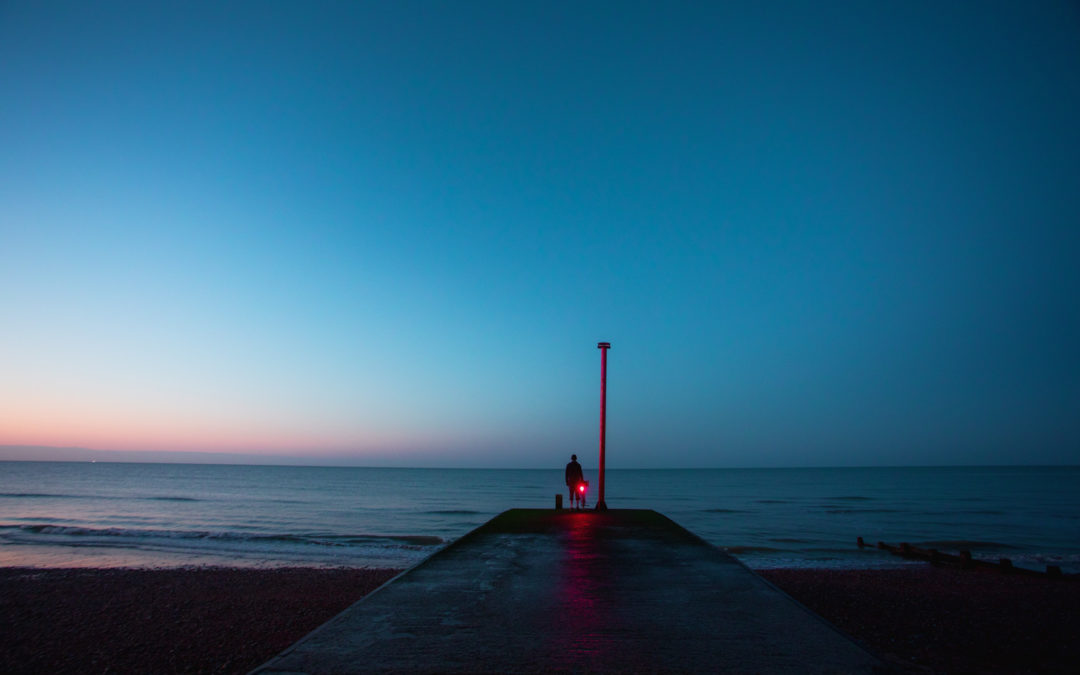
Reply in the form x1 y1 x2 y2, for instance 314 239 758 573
253 509 885 673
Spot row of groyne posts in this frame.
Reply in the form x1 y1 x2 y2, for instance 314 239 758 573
858 537 1069 579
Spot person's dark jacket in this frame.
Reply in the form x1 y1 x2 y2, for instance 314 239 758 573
565 460 583 487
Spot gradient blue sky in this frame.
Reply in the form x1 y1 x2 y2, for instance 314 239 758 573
2 1 1078 467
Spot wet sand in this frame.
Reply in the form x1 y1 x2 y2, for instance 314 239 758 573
1 565 1076 674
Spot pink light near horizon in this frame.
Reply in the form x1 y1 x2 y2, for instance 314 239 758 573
0 399 445 456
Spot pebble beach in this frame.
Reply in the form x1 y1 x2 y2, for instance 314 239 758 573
2 565 1077 674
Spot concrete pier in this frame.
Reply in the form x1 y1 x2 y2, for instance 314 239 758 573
253 509 885 673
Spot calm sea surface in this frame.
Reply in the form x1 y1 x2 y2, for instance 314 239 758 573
1 462 1077 572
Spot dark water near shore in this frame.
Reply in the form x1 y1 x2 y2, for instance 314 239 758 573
1 462 1077 572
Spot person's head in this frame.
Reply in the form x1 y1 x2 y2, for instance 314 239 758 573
571 454 577 461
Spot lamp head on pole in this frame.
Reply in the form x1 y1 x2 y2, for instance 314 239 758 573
597 342 610 349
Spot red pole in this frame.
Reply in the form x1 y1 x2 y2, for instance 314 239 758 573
596 341 610 511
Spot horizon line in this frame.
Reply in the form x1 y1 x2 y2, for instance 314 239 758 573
1 447 1075 472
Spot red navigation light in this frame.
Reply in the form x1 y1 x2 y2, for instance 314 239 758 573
578 484 585 493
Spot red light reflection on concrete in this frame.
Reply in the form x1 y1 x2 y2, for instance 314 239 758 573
556 513 611 662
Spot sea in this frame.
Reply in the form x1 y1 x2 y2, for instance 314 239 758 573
1 462 1078 573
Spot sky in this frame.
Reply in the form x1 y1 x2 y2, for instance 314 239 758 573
1 1 1078 468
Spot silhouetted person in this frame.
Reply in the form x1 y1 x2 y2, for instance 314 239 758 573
565 454 584 509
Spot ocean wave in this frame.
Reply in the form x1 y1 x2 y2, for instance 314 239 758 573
701 508 748 513
344 534 444 546
424 510 484 515
723 546 783 554
769 537 812 543
824 508 901 514
914 540 1015 550
1 492 200 502
827 496 873 501
0 524 443 548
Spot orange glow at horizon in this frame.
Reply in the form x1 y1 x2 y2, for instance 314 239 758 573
0 402 454 456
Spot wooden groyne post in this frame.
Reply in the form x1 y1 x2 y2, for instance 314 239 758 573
863 538 1072 579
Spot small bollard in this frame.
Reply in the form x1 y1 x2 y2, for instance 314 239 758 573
960 550 974 568
857 537 865 548
999 558 1013 573
555 494 563 510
